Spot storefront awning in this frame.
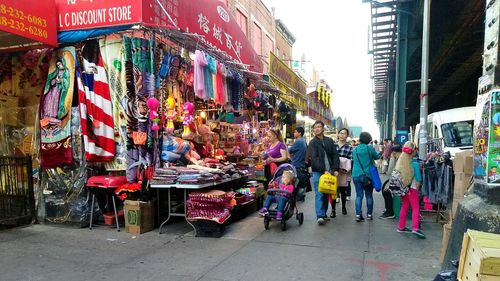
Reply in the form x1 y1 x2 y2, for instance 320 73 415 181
55 0 262 73
0 0 58 51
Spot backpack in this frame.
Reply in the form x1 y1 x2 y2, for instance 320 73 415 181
388 169 410 196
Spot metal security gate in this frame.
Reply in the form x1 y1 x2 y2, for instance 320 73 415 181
0 156 35 226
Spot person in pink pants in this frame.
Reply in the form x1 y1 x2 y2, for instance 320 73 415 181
394 141 425 239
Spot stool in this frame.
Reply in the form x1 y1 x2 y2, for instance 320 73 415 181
87 175 128 231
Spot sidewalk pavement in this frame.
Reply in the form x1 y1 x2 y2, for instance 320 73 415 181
0 179 443 281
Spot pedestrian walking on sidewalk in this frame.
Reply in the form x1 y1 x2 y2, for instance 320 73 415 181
380 144 402 219
305 121 340 225
329 128 352 218
289 127 308 201
352 132 380 222
381 139 393 174
394 141 425 239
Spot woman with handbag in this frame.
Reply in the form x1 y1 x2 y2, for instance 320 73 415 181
394 141 425 238
352 132 381 222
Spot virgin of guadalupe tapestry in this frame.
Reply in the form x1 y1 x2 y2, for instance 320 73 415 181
40 47 76 168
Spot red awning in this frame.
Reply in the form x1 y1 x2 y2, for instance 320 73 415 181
55 0 263 73
0 0 58 51
173 0 263 73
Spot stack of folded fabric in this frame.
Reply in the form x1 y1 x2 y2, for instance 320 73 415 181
151 168 179 184
187 190 232 223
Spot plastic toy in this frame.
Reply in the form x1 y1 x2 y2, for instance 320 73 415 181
146 98 160 131
182 101 195 139
165 96 176 134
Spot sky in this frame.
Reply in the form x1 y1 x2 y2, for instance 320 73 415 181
261 0 380 140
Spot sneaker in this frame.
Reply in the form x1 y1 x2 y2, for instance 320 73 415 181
412 230 426 239
355 215 365 222
317 218 325 225
258 208 268 216
346 196 351 201
397 227 412 233
367 214 373 220
276 211 283 220
330 210 336 218
342 208 347 215
379 212 395 219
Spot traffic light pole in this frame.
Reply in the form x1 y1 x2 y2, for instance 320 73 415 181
418 0 431 160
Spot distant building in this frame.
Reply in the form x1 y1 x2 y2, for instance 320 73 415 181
349 126 363 138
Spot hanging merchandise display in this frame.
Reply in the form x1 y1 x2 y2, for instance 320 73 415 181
124 36 155 182
99 35 128 171
40 47 76 168
77 40 116 162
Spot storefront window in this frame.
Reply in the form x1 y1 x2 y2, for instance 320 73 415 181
235 9 247 36
253 23 262 55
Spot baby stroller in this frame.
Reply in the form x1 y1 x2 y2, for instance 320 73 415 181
263 163 304 230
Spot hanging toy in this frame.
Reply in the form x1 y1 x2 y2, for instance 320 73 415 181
165 96 176 134
182 101 195 139
146 98 160 131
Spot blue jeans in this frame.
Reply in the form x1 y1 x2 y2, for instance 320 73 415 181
353 176 374 216
264 195 288 213
312 172 329 219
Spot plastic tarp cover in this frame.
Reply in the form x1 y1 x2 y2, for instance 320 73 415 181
58 26 132 44
42 107 99 227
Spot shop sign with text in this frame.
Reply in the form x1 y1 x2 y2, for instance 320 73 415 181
0 0 58 47
269 52 306 96
56 0 143 31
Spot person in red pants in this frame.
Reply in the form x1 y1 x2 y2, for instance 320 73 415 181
394 141 425 239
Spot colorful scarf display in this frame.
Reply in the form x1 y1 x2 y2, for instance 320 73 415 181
77 40 116 162
40 47 76 168
124 37 155 182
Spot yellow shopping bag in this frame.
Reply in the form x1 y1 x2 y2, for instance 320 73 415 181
318 173 337 195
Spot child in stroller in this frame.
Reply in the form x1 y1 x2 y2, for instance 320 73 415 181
258 164 304 230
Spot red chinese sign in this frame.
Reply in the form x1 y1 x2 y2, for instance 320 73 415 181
175 0 263 73
56 0 143 30
0 0 58 49
55 0 262 73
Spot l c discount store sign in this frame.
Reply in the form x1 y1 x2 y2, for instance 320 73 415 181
55 0 262 73
269 52 307 111
0 0 58 50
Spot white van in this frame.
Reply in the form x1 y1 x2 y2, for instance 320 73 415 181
413 106 475 156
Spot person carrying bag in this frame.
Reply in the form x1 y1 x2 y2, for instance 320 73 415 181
351 132 381 222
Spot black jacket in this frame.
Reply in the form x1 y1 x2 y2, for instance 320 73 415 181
306 136 340 173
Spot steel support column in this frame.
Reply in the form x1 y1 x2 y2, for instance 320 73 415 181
394 5 410 135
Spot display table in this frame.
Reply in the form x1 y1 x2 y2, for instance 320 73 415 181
150 177 244 235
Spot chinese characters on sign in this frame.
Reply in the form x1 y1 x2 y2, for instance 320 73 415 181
196 12 243 61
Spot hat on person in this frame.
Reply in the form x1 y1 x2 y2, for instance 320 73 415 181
295 127 305 136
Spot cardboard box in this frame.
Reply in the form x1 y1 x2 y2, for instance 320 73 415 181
458 230 500 281
452 199 462 220
124 200 154 235
464 155 474 175
454 172 472 200
453 150 473 174
440 222 452 264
